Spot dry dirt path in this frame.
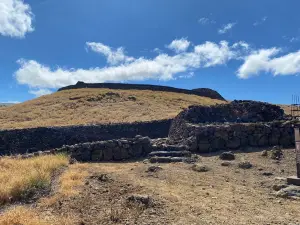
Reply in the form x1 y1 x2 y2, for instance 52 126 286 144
32 148 300 225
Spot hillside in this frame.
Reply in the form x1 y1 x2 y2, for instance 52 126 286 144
0 88 225 130
0 103 14 107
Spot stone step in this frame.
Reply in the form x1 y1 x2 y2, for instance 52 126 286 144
149 151 191 157
149 156 188 163
152 144 188 152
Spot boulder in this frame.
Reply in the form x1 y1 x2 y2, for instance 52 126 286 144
219 151 235 160
276 186 300 198
127 195 154 208
238 161 253 169
191 164 210 172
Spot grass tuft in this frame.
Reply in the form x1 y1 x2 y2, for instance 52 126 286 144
0 154 69 205
0 206 75 225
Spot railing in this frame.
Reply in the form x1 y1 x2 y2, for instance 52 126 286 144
291 95 300 119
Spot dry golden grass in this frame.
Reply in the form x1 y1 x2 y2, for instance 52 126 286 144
0 206 48 225
278 104 292 115
0 155 68 205
0 88 225 129
58 163 89 196
34 149 300 224
0 206 75 225
40 163 89 207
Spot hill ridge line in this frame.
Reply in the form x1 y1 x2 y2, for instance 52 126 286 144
58 81 226 101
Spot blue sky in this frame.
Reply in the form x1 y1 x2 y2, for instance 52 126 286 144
1 0 300 104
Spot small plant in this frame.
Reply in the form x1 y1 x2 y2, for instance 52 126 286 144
270 146 283 160
128 96 137 101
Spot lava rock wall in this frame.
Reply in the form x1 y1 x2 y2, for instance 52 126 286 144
169 121 295 152
2 136 153 162
168 101 294 152
0 120 171 155
181 100 284 124
63 136 152 162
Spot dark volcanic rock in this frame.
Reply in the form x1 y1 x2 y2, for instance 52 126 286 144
177 100 284 124
58 81 226 100
167 100 293 154
192 88 226 101
238 161 253 169
219 151 235 160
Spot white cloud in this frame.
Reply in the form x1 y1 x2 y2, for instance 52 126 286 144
15 40 248 89
1 101 20 104
198 17 215 25
179 72 194 79
218 23 236 34
237 48 300 78
0 0 34 38
167 38 191 53
194 41 234 67
253 16 267 26
29 88 52 97
17 39 300 87
237 48 280 79
86 42 134 65
232 41 250 50
290 37 300 43
283 35 300 43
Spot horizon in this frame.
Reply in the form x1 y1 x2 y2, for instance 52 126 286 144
1 0 300 104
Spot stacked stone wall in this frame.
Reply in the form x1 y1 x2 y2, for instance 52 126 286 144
0 120 171 155
1 136 152 162
64 136 152 162
168 101 295 152
169 121 295 152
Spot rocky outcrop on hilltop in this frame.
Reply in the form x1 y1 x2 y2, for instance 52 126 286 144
178 100 284 124
192 88 226 101
58 81 226 101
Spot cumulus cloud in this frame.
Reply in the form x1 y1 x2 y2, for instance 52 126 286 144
167 38 191 53
289 37 300 43
253 16 267 26
194 41 233 66
15 40 248 89
237 48 300 78
0 0 34 38
198 17 216 25
86 42 134 65
218 23 236 34
237 48 280 78
29 88 52 97
153 48 163 54
179 72 194 79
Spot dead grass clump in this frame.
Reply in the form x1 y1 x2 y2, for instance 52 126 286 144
0 206 75 225
40 163 89 207
0 206 47 225
0 154 68 205
58 163 89 196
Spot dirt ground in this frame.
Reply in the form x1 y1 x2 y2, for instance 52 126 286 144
2 148 300 225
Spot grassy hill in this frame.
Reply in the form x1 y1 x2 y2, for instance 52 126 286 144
0 103 14 107
0 88 225 130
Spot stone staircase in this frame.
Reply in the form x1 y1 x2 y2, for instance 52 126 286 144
148 141 192 163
